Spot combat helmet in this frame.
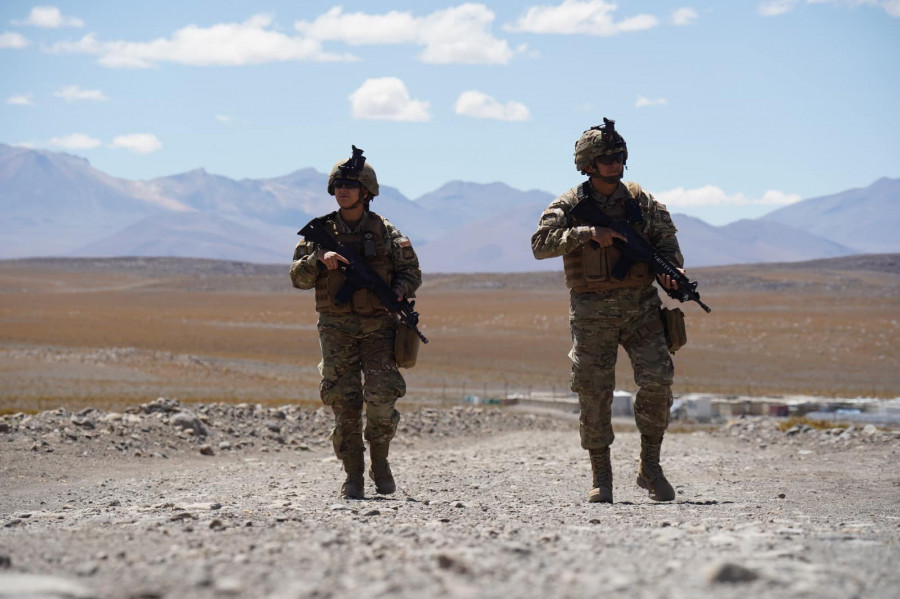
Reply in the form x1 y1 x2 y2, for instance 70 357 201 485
574 118 628 174
327 145 379 197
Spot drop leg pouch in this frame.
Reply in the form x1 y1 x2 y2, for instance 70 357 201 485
660 307 686 353
394 323 420 368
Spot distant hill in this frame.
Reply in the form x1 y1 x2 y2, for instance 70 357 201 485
762 177 899 253
1 143 897 270
72 212 292 264
418 202 556 273
676 215 856 267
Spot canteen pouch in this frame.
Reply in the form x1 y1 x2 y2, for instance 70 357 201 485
660 307 686 353
394 322 420 369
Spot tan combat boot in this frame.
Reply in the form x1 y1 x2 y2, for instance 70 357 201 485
369 442 396 495
636 434 675 502
340 451 365 499
588 447 613 503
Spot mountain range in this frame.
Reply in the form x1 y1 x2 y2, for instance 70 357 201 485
1 143 897 272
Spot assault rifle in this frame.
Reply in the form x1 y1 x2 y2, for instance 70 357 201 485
570 183 711 313
298 216 429 343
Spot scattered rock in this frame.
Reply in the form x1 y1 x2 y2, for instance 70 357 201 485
0 573 97 598
708 562 759 584
436 554 470 575
171 411 207 437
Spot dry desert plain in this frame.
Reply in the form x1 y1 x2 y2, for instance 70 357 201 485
1 255 900 599
0 254 898 413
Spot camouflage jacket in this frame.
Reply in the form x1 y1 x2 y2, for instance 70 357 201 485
290 210 422 299
531 180 683 268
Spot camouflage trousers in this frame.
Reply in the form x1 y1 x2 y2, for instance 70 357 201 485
317 312 405 459
569 285 674 450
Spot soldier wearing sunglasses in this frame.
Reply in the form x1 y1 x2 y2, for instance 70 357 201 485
290 147 422 499
531 119 686 504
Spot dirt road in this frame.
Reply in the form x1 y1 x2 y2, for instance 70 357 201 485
1 404 898 598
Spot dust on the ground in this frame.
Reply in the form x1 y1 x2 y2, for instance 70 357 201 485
1 400 899 599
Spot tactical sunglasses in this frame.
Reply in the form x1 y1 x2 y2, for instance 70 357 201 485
333 178 363 189
596 152 625 165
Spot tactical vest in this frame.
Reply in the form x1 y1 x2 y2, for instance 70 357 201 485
314 213 393 315
563 182 654 293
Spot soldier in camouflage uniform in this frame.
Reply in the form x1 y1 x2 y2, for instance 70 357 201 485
531 118 685 504
290 147 422 499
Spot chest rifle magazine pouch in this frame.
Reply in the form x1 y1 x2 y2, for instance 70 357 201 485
581 243 609 281
660 307 687 354
394 323 420 368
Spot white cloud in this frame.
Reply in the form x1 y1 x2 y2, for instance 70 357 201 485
13 6 84 28
49 133 101 150
759 0 900 17
295 5 518 65
49 14 353 68
454 91 531 121
759 0 800 15
636 95 667 108
54 85 108 102
6 93 34 106
0 31 30 48
13 141 37 149
349 77 430 122
671 7 699 25
655 185 802 207
506 0 659 35
215 115 231 123
111 133 162 154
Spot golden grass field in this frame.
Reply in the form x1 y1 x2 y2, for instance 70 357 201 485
1 255 897 413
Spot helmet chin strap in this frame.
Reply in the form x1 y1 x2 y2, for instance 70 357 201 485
342 189 369 211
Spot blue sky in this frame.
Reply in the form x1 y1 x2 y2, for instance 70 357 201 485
2 1 898 224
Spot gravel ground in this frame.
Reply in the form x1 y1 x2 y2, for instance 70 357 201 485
1 401 899 599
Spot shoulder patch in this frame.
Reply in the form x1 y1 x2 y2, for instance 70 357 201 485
397 236 412 248
540 207 566 227
657 204 674 225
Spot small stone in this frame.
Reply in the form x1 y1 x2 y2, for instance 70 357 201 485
171 411 207 436
215 576 244 594
199 445 214 456
0 574 95 598
209 519 225 530
436 554 469 574
709 562 759 584
0 554 11 568
169 512 194 522
0 423 10 433
778 493 786 499
74 561 100 576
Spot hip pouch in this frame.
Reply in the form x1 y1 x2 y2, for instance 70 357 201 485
660 307 687 353
394 322 421 368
